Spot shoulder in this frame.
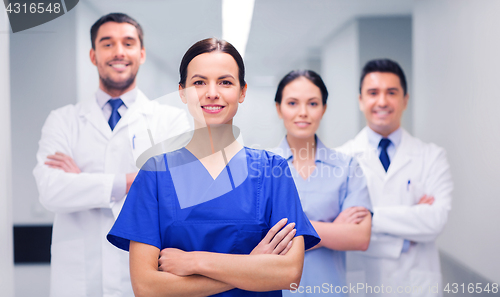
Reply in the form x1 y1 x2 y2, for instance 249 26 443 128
140 153 169 173
335 129 367 156
47 103 79 120
42 103 81 131
244 147 288 167
404 131 447 160
318 146 356 168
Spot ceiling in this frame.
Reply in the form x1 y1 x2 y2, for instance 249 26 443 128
84 0 412 85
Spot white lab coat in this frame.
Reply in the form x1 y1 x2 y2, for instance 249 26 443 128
33 90 190 297
337 127 453 297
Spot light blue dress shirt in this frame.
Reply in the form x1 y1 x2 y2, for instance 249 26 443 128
274 136 372 297
365 126 402 162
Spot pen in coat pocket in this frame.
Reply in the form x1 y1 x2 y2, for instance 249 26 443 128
407 180 411 191
132 135 136 149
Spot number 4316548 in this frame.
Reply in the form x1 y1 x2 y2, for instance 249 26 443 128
6 2 62 14
444 283 498 294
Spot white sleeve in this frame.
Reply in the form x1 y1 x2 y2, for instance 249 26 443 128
33 109 116 214
354 232 404 259
371 147 453 242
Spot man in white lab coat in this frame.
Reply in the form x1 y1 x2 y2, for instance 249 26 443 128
33 13 190 297
337 59 453 297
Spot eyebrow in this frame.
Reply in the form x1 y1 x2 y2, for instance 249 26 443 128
190 74 235 80
366 87 400 92
285 97 320 101
98 36 137 43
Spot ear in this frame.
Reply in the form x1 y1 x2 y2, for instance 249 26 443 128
179 85 187 104
238 84 247 104
358 94 364 112
89 48 97 66
403 93 409 110
275 102 283 119
322 103 327 117
140 47 146 65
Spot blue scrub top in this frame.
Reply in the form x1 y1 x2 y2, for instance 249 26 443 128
273 136 372 297
108 147 320 297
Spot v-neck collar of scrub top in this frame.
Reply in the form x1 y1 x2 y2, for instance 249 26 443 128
276 135 345 168
166 147 248 209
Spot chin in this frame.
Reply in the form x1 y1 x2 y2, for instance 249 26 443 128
290 130 315 140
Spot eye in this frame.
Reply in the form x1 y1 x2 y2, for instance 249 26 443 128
193 80 205 86
287 101 296 106
310 102 318 107
220 80 233 86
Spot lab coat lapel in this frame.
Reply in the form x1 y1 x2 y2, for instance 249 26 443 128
350 128 387 180
111 90 152 135
79 96 112 140
386 129 413 181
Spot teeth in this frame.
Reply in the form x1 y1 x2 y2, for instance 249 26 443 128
376 110 389 115
203 106 222 111
111 64 127 68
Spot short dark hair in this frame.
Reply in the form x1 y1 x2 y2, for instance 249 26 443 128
90 13 144 50
179 38 245 88
274 70 328 105
359 59 407 95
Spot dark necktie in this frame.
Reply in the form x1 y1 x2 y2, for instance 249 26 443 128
379 138 391 172
108 98 123 131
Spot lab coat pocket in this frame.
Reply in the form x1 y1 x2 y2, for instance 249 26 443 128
50 238 86 297
407 181 425 204
346 270 366 297
409 270 441 297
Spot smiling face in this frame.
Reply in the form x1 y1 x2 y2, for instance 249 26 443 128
359 72 409 137
276 77 326 140
89 21 145 96
179 52 246 127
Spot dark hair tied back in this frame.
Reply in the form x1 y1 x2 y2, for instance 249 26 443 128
179 38 246 88
275 70 328 105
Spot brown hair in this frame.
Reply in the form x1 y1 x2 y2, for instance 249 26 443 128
179 38 245 88
90 13 144 49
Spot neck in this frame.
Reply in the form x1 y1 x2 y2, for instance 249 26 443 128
99 81 136 98
187 123 237 158
369 124 400 138
286 133 316 161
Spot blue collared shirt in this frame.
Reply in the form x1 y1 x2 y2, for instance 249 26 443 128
274 136 372 296
366 126 403 163
95 87 138 121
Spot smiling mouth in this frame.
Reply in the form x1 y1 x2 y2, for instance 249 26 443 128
201 105 225 114
374 110 391 116
109 62 130 71
295 122 311 127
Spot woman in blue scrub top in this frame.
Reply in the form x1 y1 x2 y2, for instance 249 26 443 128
273 70 373 296
107 39 320 297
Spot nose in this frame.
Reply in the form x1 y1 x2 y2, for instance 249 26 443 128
298 103 308 117
205 83 219 100
113 43 125 59
376 93 389 107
